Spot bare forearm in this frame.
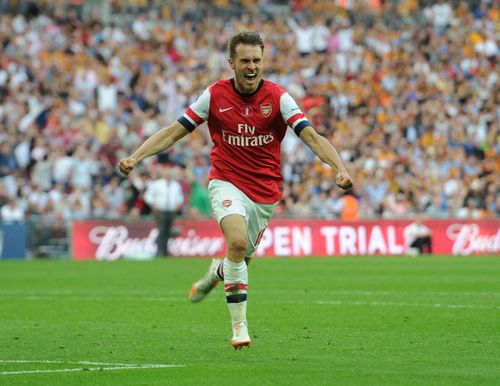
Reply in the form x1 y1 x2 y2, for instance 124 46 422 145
118 122 190 176
131 128 172 163
299 125 353 190
300 127 348 172
312 134 348 173
131 122 188 163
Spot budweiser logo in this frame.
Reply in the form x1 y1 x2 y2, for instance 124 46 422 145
447 224 500 255
89 226 158 260
168 229 224 256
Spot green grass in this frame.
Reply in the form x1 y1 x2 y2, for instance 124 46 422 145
0 256 499 386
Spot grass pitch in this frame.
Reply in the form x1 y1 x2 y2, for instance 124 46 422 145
1 256 499 386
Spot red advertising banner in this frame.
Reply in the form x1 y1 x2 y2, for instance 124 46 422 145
72 219 500 260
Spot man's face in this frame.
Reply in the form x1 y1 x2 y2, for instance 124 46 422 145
229 44 263 94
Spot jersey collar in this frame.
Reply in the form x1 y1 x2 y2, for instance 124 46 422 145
230 78 264 97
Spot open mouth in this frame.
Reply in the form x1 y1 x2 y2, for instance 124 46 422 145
244 73 257 81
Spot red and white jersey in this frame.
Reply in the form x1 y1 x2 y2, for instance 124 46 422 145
178 79 310 204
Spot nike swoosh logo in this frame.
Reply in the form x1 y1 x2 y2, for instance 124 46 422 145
219 107 233 113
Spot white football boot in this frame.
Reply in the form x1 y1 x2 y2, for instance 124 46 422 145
189 258 222 303
230 320 251 349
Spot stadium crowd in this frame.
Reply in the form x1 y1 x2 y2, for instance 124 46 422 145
0 0 498 224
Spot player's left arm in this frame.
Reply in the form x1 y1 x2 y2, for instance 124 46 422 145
299 126 353 190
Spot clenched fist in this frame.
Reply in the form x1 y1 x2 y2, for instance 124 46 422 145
117 157 137 176
336 172 353 191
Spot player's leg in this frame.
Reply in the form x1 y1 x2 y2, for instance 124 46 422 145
188 179 274 348
220 214 251 349
188 257 223 302
223 198 275 348
188 255 251 303
208 179 253 348
189 179 245 303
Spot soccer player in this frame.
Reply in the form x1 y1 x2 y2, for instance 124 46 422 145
118 31 353 349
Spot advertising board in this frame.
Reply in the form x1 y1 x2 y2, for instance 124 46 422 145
72 219 500 260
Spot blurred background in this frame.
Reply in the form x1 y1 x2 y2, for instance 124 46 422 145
0 0 498 259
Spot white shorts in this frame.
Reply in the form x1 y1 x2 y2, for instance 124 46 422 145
208 179 277 257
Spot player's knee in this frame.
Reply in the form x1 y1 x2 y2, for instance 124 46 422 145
227 237 248 258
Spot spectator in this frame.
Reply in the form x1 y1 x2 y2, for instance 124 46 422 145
187 175 211 218
311 16 330 54
1 197 25 222
102 176 126 217
0 142 18 177
403 216 433 255
143 167 184 257
340 190 359 221
287 16 315 56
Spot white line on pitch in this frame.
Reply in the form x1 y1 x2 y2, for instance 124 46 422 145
2 294 500 310
306 290 500 297
314 300 500 310
0 289 185 295
0 360 184 375
0 360 172 366
1 289 499 297
0 295 186 302
0 365 183 375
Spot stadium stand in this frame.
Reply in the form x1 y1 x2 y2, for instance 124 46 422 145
0 0 497 236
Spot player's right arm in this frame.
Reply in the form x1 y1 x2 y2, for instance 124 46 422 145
119 87 211 176
118 121 189 176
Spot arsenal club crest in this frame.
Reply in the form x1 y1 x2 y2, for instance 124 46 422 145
260 103 272 117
